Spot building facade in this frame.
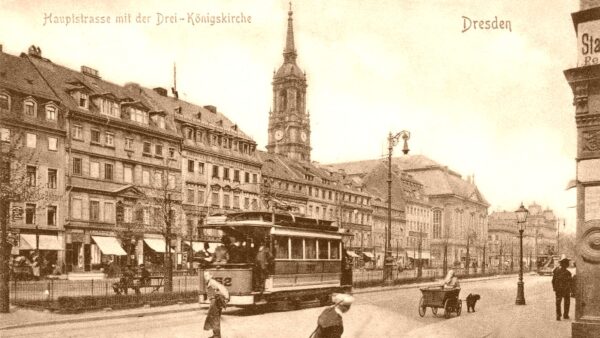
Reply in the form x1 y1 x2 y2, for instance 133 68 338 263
488 203 558 269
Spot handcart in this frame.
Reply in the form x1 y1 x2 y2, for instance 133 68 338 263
418 287 461 318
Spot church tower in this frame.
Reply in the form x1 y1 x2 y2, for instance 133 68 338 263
266 5 311 162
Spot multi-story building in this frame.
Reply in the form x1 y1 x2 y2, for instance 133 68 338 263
327 155 489 268
140 87 262 265
488 202 558 268
0 46 67 272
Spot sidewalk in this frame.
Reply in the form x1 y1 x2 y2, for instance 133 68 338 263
0 272 518 331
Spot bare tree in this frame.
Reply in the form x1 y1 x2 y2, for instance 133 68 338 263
0 132 61 312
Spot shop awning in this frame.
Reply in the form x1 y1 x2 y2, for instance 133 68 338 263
407 251 431 259
346 250 360 258
92 236 126 256
19 234 62 250
144 238 167 253
362 252 374 258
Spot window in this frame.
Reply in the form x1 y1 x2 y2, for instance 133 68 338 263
168 174 176 189
318 240 329 259
223 168 230 180
188 160 194 173
79 92 89 109
142 169 150 185
433 210 442 239
25 204 36 224
26 166 36 186
48 137 57 151
0 128 9 142
251 198 258 210
143 141 152 154
90 201 100 221
169 147 175 158
73 158 82 175
291 238 303 259
105 132 114 147
47 206 57 226
26 133 37 148
212 165 219 178
47 169 57 189
185 128 193 140
275 236 289 259
154 171 162 187
73 125 83 140
71 198 82 219
233 170 240 182
330 240 340 260
155 144 163 156
45 105 57 121
244 197 250 210
211 192 219 207
187 188 195 203
305 238 316 259
252 174 258 183
0 93 9 110
104 202 114 223
91 129 100 143
104 163 113 180
244 172 250 183
233 195 240 209
90 161 100 178
198 188 205 204
123 166 133 183
198 162 204 174
223 194 231 209
125 137 133 150
24 100 35 116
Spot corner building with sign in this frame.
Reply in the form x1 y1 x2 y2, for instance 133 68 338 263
564 1 600 336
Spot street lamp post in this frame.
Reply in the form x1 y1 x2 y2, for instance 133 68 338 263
385 130 410 282
515 202 529 305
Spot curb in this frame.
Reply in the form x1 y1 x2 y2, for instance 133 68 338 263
1 273 519 331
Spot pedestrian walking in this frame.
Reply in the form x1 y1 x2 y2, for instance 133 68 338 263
309 293 354 338
552 255 572 320
203 271 230 338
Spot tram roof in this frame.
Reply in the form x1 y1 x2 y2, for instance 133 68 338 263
205 211 338 232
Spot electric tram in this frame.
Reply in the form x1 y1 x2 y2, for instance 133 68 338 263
197 211 353 308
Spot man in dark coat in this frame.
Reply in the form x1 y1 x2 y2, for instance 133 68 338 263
310 294 354 338
254 242 273 292
552 255 572 321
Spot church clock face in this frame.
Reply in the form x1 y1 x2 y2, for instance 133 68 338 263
300 131 307 142
275 130 284 141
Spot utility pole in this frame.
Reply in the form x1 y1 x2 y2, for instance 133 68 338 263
164 193 173 292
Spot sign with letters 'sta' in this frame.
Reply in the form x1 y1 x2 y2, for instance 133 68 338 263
578 20 600 67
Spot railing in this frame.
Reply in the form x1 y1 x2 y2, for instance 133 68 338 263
9 266 520 305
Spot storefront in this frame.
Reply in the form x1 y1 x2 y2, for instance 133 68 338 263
142 235 177 271
16 233 63 276
65 230 126 273
407 250 431 268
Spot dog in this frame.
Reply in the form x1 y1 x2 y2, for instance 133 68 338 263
466 293 481 312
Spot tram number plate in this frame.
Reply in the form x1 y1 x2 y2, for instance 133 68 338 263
213 277 232 286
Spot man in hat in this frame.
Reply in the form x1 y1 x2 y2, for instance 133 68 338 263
310 293 354 338
203 271 229 338
552 255 573 320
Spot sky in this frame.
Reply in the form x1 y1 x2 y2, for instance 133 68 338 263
1 0 581 232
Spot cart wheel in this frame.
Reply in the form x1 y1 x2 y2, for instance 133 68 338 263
432 307 438 316
444 299 452 319
418 297 426 317
456 299 462 316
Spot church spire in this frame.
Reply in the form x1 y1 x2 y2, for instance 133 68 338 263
283 2 297 63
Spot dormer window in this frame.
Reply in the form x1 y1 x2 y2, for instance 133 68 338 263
98 98 119 117
79 92 89 109
0 92 10 110
127 107 148 124
157 115 165 129
185 128 194 140
24 98 36 116
45 104 57 121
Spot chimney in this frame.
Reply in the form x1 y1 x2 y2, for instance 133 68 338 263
0 44 3 52
153 87 168 96
197 112 202 120
81 65 100 79
204 105 217 114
